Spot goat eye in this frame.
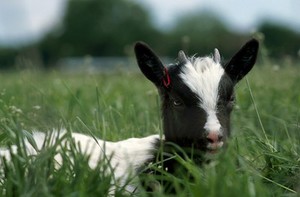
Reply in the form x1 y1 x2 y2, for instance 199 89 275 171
173 99 183 107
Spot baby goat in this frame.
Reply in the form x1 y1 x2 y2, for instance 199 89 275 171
0 39 259 193
134 39 258 172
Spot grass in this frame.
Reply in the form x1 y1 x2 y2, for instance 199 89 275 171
0 61 299 196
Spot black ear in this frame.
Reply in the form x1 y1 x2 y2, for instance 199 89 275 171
224 39 259 83
134 42 166 87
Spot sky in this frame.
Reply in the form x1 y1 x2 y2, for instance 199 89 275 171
0 0 66 46
138 0 300 31
0 0 299 47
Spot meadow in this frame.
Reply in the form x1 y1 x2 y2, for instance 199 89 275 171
0 60 299 196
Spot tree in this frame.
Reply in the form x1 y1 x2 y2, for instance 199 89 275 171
163 12 245 59
0 48 19 69
38 0 161 66
258 22 300 58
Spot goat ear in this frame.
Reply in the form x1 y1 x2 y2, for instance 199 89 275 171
224 39 259 83
134 42 165 87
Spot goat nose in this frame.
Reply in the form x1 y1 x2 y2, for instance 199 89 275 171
206 132 222 144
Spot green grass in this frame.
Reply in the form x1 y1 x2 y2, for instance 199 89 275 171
0 62 299 196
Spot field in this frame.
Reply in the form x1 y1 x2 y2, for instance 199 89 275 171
0 61 299 196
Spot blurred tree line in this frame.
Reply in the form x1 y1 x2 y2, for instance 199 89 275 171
0 0 299 69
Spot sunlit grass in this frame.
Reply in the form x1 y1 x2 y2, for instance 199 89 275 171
0 63 299 196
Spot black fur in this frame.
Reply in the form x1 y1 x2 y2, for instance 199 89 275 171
134 39 259 192
224 39 259 83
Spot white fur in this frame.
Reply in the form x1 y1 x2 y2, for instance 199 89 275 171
204 110 221 134
180 56 224 136
0 130 160 193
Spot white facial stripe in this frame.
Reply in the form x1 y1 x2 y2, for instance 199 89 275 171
180 57 224 133
205 110 221 134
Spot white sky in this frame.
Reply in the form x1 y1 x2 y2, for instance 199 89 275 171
0 0 299 46
137 0 300 31
0 0 66 46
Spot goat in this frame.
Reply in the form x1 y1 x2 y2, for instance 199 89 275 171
0 39 259 193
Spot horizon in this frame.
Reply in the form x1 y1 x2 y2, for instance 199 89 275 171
0 0 299 47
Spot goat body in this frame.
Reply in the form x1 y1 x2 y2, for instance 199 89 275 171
0 39 259 193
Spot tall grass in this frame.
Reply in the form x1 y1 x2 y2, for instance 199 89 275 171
0 62 299 196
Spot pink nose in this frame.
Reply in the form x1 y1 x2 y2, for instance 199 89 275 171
206 132 222 144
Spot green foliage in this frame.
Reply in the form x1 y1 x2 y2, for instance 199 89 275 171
0 48 19 69
0 62 299 196
1 0 300 68
163 12 246 58
0 131 122 196
38 0 162 65
258 22 300 57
